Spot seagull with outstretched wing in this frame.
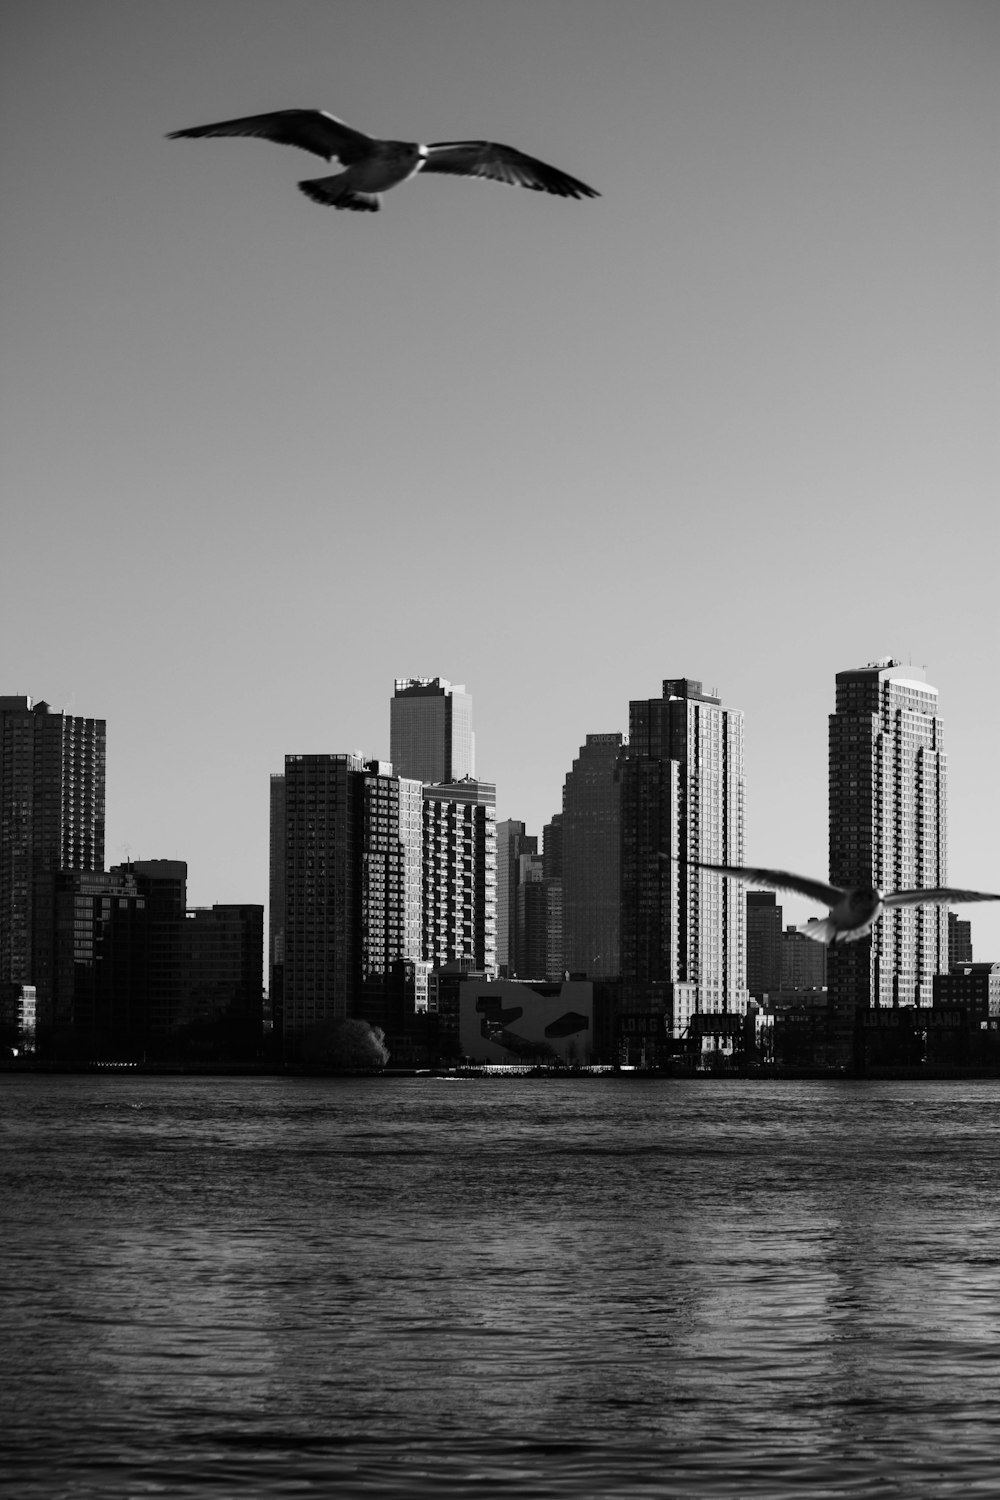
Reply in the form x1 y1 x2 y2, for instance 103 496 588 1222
167 108 599 212
663 856 1000 945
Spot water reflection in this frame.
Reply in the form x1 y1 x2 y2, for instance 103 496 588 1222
4 1076 1000 1496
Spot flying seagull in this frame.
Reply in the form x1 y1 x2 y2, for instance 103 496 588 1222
167 108 599 212
666 858 1000 946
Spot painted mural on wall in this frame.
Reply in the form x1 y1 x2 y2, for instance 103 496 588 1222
459 979 593 1064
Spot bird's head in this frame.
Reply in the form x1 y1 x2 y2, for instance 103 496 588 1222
849 887 880 910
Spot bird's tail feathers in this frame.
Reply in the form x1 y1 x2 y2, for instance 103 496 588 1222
299 175 381 211
797 916 838 945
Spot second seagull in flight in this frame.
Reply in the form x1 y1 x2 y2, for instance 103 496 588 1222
168 108 599 212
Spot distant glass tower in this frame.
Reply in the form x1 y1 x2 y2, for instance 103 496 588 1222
828 661 948 1009
390 678 474 784
560 734 622 979
268 773 286 1035
495 820 536 976
746 891 783 1000
0 696 106 1028
620 678 747 1037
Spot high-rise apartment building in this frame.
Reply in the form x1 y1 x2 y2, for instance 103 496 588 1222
390 678 474 784
560 733 623 979
620 678 747 1038
357 762 423 1029
1 697 106 1027
421 780 497 975
828 661 948 1010
281 754 423 1041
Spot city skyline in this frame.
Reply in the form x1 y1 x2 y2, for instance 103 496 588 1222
4 665 996 1060
7 656 999 977
4 1 998 957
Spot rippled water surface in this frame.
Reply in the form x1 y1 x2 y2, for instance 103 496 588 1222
4 1074 1000 1497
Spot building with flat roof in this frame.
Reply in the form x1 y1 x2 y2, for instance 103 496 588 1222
459 977 594 1066
181 903 264 1057
496 819 536 976
560 733 623 980
828 661 948 1011
746 890 783 1000
1 696 105 1026
390 678 474 784
268 773 286 1034
620 679 747 1042
281 754 423 1042
422 779 497 976
948 911 973 965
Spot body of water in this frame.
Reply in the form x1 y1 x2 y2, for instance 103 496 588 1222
3 1074 1000 1497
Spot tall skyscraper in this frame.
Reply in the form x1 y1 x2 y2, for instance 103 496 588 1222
780 926 827 990
281 754 423 1042
541 815 564 979
495 820 537 976
113 859 189 1039
828 661 948 1009
268 773 286 1033
560 733 622 978
1 697 106 1027
390 678 474 784
948 911 973 966
620 678 747 1038
746 891 783 1000
421 779 497 975
181 903 264 1059
511 838 563 981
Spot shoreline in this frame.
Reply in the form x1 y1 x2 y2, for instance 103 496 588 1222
5 1061 1000 1082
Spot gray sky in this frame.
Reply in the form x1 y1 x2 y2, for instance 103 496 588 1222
3 0 998 952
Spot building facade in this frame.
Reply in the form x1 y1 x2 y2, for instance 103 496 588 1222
514 847 563 981
356 763 423 1030
421 779 497 976
781 925 827 990
495 819 537 977
49 866 146 1057
746 890 783 1000
1 696 106 1027
619 678 747 1040
390 678 474 784
181 903 264 1057
281 754 423 1041
828 661 948 1010
111 859 188 1040
948 912 973 966
560 733 623 979
268 773 286 1034
459 977 595 1066
44 867 263 1062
